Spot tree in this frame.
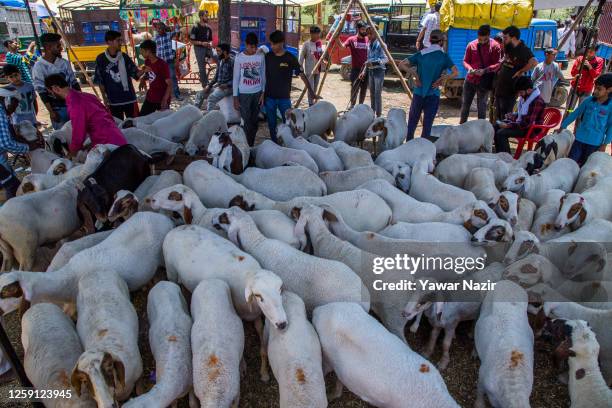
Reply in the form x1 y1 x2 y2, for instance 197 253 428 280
218 0 230 44
303 5 316 25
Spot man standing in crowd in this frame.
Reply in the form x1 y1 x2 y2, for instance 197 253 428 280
362 26 387 117
531 48 564 105
233 32 265 146
416 2 441 50
558 18 576 59
559 73 612 166
95 30 145 120
494 76 545 154
204 43 234 111
45 74 126 156
299 26 323 106
139 39 171 116
460 24 502 123
567 45 604 111
493 26 537 121
264 30 316 143
3 39 37 83
32 33 80 129
190 10 214 89
154 21 182 100
336 21 369 108
400 29 457 140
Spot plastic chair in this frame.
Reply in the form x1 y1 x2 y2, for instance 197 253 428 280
513 107 563 159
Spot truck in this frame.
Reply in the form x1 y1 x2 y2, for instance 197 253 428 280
444 18 568 99
0 5 40 50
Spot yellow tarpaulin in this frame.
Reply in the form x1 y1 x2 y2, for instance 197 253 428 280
199 0 218 16
440 0 534 31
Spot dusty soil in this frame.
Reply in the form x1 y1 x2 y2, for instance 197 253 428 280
0 65 585 407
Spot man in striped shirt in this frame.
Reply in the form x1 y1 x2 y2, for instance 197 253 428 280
3 39 38 83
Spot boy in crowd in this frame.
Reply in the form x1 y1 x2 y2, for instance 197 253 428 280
400 30 457 140
299 26 323 106
138 39 171 116
233 33 265 146
264 30 316 143
3 39 37 83
531 48 564 105
494 76 545 154
95 30 146 119
204 43 234 111
567 44 604 111
45 74 126 156
31 33 80 129
559 73 612 166
1 64 37 126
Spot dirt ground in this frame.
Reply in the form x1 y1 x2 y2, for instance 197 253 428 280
0 66 585 407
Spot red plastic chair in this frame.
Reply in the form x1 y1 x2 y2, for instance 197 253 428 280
513 107 563 159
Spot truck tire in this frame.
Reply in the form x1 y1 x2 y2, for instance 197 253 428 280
340 64 351 81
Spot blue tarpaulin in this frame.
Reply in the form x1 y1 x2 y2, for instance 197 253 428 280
0 0 26 7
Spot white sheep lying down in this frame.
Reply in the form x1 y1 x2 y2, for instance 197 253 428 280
313 302 459 408
122 282 192 408
72 269 142 406
21 303 96 407
435 119 494 156
434 154 513 188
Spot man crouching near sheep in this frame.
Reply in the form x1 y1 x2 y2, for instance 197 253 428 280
44 73 126 158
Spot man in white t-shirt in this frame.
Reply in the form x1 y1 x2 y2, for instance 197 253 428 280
417 2 441 49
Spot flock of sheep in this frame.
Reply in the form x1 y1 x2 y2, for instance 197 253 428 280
0 100 611 408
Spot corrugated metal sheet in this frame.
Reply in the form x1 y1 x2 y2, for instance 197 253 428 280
598 1 612 46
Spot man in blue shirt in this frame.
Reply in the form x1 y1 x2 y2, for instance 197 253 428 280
400 30 458 140
154 21 182 100
558 73 612 166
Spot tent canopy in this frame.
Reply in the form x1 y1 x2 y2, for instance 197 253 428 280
533 0 589 9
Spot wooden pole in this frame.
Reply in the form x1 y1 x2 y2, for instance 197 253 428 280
39 0 100 99
294 0 353 107
354 0 413 100
557 0 594 52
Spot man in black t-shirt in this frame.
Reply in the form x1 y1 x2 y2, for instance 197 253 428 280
494 26 538 121
190 10 214 88
264 30 316 142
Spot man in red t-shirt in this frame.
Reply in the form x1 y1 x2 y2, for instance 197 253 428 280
567 44 605 111
138 39 172 116
336 20 369 107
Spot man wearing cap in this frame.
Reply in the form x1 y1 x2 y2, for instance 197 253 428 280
31 33 80 129
416 2 441 50
400 29 457 140
336 21 369 107
531 48 564 105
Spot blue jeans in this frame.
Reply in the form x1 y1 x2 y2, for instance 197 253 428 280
569 140 599 167
265 97 291 142
51 106 69 130
406 94 440 140
368 68 385 117
167 60 181 98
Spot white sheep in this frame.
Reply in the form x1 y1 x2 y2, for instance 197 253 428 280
46 230 113 272
474 280 534 408
254 139 319 174
215 207 370 313
264 292 327 408
379 221 472 242
121 127 184 155
46 158 74 175
72 269 142 406
535 129 575 165
121 109 173 128
554 320 612 407
530 189 570 241
122 282 193 408
207 126 250 174
434 154 514 189
554 176 612 230
191 279 244 407
410 160 478 211
544 303 612 385
364 108 408 153
358 179 496 229
30 148 61 174
313 302 460 407
330 140 374 169
502 158 580 206
185 110 228 156
286 100 337 139
230 165 326 201
319 165 396 194
375 137 436 174
333 104 375 144
0 178 81 271
464 167 500 206
278 124 343 171
434 119 494 156
141 104 203 142
492 191 536 231
306 134 331 147
573 152 612 193
21 303 96 407
502 253 566 288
